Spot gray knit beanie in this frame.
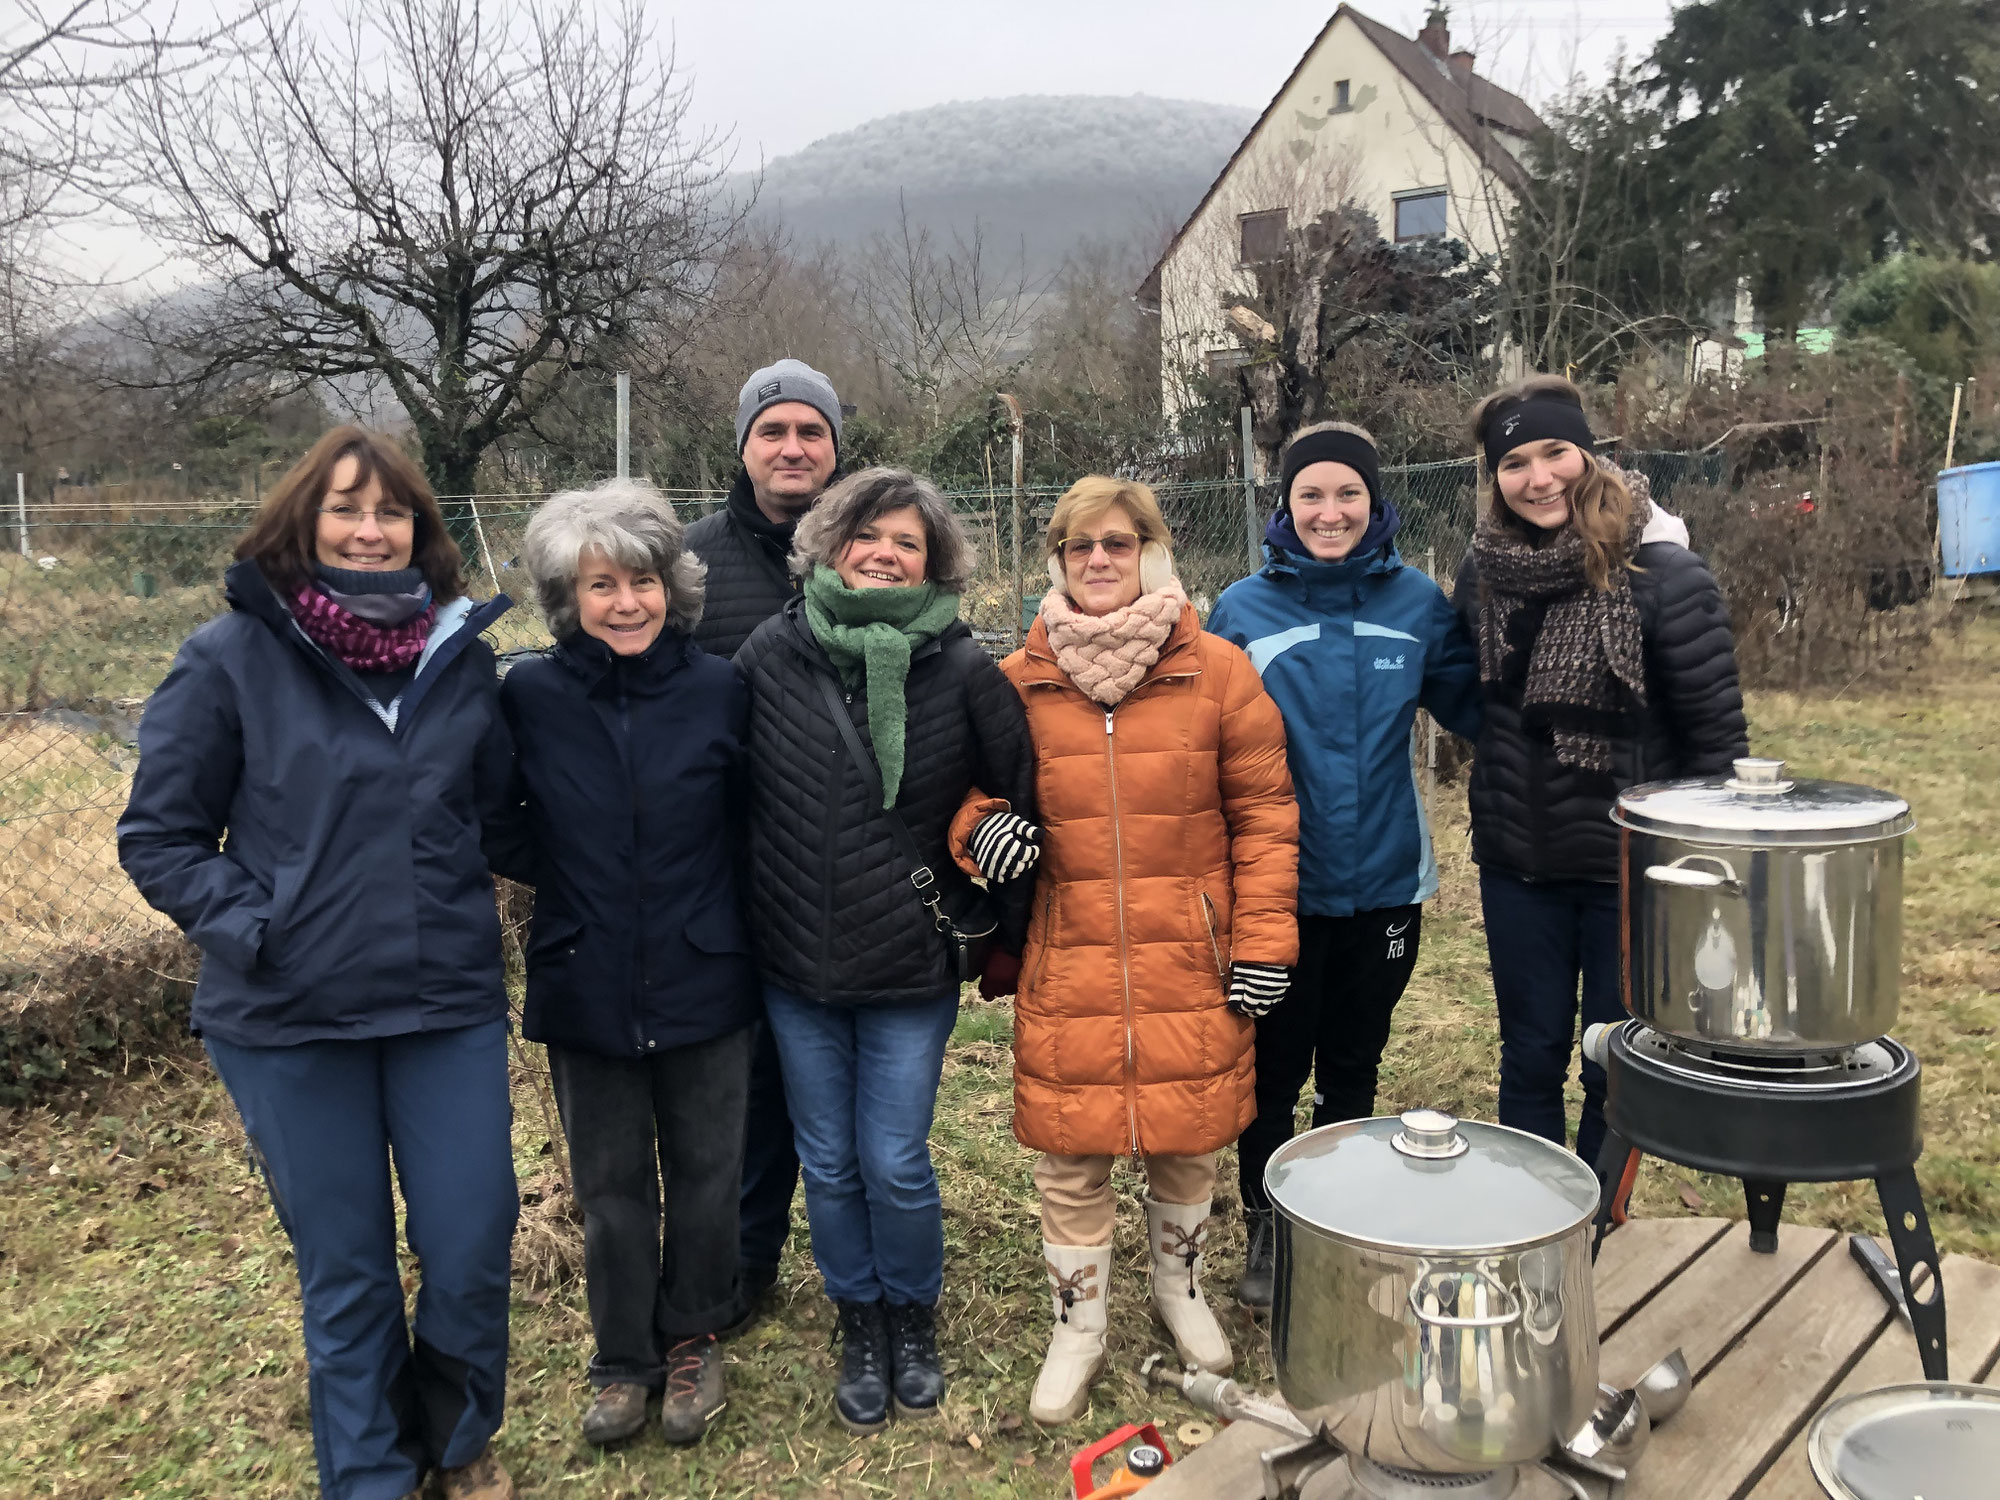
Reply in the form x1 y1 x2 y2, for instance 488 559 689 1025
735 359 842 454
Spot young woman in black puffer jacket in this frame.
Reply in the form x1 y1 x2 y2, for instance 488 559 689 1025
1453 376 1747 1168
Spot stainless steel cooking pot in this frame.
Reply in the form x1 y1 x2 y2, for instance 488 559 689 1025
1265 1109 1602 1474
1614 757 1914 1052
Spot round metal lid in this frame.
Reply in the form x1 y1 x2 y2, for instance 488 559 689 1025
1808 1381 2000 1500
1613 757 1912 845
1264 1110 1601 1254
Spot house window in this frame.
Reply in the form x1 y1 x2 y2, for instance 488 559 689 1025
1332 79 1352 112
1206 348 1250 381
1239 208 1289 265
1394 189 1449 242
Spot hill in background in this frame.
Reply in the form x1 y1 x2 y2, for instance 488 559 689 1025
743 94 1256 272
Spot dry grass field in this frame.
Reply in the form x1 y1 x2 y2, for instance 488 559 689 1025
0 614 1995 1499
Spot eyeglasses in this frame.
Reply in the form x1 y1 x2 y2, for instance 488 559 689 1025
1057 531 1140 562
319 502 415 529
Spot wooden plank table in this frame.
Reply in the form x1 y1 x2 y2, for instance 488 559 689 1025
1139 1217 2000 1499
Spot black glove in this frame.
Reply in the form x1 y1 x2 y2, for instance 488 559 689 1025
1227 961 1290 1019
967 810 1044 883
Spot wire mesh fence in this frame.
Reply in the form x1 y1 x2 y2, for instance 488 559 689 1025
0 453 1710 1084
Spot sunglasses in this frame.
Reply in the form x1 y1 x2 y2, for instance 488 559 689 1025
1057 531 1140 563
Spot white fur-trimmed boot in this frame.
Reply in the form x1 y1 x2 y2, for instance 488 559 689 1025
1145 1197 1233 1374
1029 1242 1112 1426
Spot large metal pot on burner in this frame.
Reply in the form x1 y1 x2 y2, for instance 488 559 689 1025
1613 757 1913 1052
1265 1110 1602 1474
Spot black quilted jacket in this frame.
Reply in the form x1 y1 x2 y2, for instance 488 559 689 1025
735 598 1037 1005
1453 540 1749 883
685 471 800 659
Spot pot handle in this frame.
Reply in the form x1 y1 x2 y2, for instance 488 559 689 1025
1407 1268 1523 1329
1645 854 1742 895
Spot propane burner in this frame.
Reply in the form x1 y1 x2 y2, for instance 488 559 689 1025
1347 1454 1517 1499
1634 1029 1907 1092
1593 1019 1947 1382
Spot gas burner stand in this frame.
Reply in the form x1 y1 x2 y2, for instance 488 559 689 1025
1590 1019 1947 1380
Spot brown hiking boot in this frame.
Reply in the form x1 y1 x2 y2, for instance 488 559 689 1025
658 1334 726 1445
580 1380 650 1445
436 1446 514 1500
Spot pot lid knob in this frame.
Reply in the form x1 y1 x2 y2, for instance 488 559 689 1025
1726 757 1794 794
1392 1109 1470 1160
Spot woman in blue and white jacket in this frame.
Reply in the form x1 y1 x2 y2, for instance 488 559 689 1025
1206 421 1482 1309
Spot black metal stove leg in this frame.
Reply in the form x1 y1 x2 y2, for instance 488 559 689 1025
1743 1180 1787 1254
1591 1131 1640 1262
1876 1167 1949 1380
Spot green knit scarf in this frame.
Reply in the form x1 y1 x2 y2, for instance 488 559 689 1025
802 564 962 807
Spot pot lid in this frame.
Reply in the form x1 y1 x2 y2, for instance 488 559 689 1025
1808 1382 2000 1500
1264 1110 1601 1253
1613 757 1912 845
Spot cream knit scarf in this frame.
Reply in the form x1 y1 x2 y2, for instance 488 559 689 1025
1040 581 1186 707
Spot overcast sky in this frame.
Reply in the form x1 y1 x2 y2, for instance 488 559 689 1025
56 0 1679 287
672 0 1680 168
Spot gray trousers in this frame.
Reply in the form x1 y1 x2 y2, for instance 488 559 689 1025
547 1024 754 1387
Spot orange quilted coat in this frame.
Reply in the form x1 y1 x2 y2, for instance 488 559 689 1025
953 607 1299 1158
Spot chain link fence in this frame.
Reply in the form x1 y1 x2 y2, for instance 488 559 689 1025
0 454 1717 1095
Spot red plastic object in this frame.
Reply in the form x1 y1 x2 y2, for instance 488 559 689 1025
1071 1422 1173 1499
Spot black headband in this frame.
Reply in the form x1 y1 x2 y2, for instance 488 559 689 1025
1281 428 1381 508
1482 395 1596 474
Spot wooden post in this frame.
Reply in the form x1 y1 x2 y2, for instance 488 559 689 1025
1946 383 1965 472
1240 406 1260 571
997 394 1025 649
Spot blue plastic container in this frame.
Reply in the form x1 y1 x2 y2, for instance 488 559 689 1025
1939 462 2000 576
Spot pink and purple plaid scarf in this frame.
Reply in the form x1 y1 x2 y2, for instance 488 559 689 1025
293 586 436 673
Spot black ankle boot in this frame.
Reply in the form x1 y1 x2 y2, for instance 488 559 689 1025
1237 1206 1276 1310
834 1298 891 1434
886 1300 946 1417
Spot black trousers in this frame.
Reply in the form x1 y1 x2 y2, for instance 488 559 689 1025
1239 906 1423 1212
737 1017 800 1273
548 1025 754 1387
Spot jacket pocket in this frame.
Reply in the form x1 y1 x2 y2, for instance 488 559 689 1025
684 901 752 956
526 911 585 964
1025 889 1056 994
255 861 308 969
1199 891 1227 979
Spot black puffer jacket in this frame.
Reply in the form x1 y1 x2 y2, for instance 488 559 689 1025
685 471 801 658
1453 540 1748 883
735 597 1037 1005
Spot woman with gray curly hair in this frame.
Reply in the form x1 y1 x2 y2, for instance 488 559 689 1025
488 479 757 1451
733 467 1038 1435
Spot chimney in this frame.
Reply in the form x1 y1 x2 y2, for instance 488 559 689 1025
1418 5 1450 60
1449 47 1475 81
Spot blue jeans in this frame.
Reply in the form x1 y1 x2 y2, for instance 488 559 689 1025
205 1021 517 1500
1479 869 1624 1166
761 985 959 1305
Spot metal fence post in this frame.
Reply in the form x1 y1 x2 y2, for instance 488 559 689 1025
999 393 1025 649
615 371 631 480
14 472 25 558
1240 406 1260 570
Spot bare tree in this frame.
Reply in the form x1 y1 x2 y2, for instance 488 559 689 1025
110 0 742 495
845 200 1046 432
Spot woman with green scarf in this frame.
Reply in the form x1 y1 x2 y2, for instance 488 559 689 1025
734 467 1039 1435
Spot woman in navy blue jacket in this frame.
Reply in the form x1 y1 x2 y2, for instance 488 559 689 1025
1206 422 1482 1310
486 481 757 1451
118 427 519 1500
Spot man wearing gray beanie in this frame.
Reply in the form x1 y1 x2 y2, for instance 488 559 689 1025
686 357 843 1339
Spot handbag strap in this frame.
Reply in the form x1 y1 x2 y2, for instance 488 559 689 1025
812 669 952 934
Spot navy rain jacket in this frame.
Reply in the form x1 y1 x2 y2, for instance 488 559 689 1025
487 630 759 1057
118 561 515 1047
1206 505 1482 918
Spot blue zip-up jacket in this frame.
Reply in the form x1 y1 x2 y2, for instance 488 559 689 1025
118 560 515 1046
1207 521 1481 918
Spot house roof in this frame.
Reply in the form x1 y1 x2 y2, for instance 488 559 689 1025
1136 3 1545 308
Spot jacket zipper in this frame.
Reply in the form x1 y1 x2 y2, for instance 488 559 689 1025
618 679 647 1051
1200 892 1226 979
816 683 849 998
1105 707 1140 1161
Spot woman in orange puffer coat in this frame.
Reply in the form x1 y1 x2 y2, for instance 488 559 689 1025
951 475 1298 1426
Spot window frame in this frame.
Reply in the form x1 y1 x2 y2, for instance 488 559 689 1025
1238 207 1290 266
1392 188 1450 243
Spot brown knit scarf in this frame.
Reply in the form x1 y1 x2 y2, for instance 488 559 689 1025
1040 581 1185 707
1472 470 1654 772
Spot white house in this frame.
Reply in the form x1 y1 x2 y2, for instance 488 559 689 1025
1139 5 1544 415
